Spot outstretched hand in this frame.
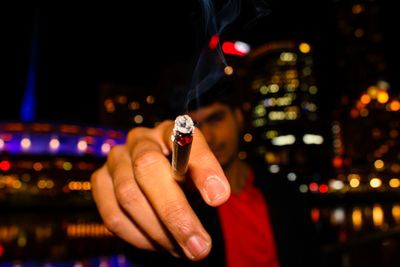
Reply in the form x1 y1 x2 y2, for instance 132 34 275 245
90 120 231 260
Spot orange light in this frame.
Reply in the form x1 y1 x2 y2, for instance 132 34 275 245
360 94 371 104
390 100 400 111
350 108 359 118
377 90 389 104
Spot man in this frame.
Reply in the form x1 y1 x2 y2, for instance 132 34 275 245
90 78 320 266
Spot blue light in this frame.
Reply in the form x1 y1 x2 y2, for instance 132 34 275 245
20 13 39 122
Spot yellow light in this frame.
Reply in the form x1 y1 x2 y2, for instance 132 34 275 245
12 180 22 189
49 138 60 150
359 108 369 117
146 96 155 104
299 42 311 54
352 207 363 231
372 204 384 227
0 139 4 149
224 66 234 75
389 178 400 188
367 86 379 99
63 162 72 171
370 178 382 188
77 140 88 152
21 138 31 150
82 181 91 191
374 159 384 170
37 180 47 189
46 180 54 189
349 178 360 188
377 90 389 104
129 101 140 110
392 204 400 224
134 115 144 124
243 133 253 142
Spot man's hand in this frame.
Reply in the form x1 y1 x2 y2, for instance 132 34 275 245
90 120 231 261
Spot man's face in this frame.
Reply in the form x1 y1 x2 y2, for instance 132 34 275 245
188 102 243 169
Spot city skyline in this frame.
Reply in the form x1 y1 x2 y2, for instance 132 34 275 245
4 1 398 125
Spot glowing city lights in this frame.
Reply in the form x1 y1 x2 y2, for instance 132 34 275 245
389 178 400 188
0 160 11 171
49 138 60 150
370 178 382 188
372 204 384 227
303 134 324 145
374 159 384 170
298 42 311 54
101 142 112 154
21 138 31 150
224 65 234 75
352 207 363 231
134 114 144 124
271 135 296 146
377 90 389 104
392 204 400 224
77 140 88 152
349 178 360 188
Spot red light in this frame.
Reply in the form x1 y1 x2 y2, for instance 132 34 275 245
0 243 3 257
319 184 328 193
0 160 10 171
332 156 343 168
309 182 318 192
222 42 247 56
208 34 220 50
311 208 320 223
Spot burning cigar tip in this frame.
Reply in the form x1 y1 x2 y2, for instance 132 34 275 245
173 115 194 136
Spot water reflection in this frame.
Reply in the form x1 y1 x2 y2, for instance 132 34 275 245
0 209 125 266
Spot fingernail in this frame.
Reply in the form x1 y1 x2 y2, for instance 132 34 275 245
186 235 210 259
204 176 226 203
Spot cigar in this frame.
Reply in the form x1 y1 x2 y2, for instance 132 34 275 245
171 115 194 183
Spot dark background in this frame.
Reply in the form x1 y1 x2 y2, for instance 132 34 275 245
2 1 398 124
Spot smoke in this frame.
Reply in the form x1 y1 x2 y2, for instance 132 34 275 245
185 0 271 111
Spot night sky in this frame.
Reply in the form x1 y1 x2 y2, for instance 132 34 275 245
2 1 397 125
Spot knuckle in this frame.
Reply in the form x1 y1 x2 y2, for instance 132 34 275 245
115 179 141 206
161 201 192 236
133 150 164 176
126 127 148 145
102 213 122 235
107 145 124 159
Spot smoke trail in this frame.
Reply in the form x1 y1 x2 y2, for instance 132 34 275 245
185 0 271 110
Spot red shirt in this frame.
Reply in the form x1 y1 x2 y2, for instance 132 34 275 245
217 169 280 267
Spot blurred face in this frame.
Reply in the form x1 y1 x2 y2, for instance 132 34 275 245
188 102 243 169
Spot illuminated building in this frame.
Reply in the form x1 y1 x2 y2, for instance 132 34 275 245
0 122 125 207
329 1 399 193
332 0 388 100
246 40 332 185
332 83 400 192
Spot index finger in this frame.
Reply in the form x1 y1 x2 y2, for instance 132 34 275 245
159 122 231 207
